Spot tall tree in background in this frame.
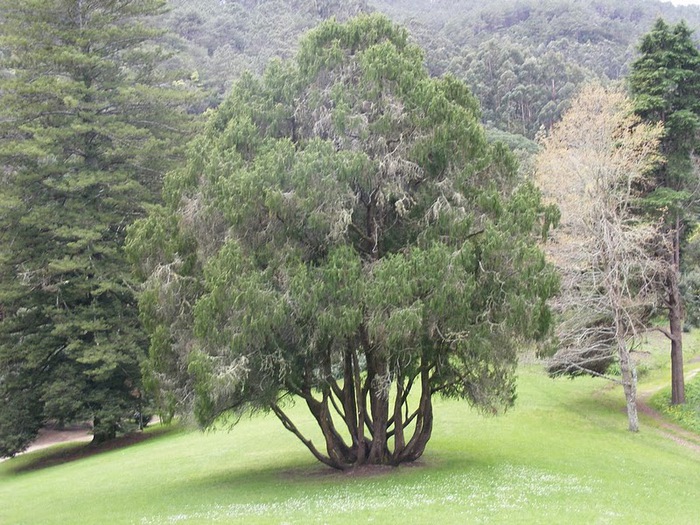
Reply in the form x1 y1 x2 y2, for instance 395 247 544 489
129 14 558 470
537 84 665 432
0 0 195 457
629 19 700 405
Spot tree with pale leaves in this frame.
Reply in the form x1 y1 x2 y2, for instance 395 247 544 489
536 83 665 432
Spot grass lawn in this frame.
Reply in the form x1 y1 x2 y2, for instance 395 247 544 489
1 341 699 524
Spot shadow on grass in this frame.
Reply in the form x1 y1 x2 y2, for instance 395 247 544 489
7 425 175 474
276 457 430 480
180 454 445 499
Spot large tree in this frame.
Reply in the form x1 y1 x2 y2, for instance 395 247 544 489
629 19 700 405
536 84 665 432
0 0 195 457
129 14 558 470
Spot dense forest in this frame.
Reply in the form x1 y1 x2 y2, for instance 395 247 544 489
163 0 700 139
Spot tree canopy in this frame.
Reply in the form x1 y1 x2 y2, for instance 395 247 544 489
0 0 196 456
159 0 370 96
370 0 700 139
129 14 558 469
629 18 700 405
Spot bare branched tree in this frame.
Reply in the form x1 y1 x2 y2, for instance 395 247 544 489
536 83 666 432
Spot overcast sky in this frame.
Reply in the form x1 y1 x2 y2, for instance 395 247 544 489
669 0 700 5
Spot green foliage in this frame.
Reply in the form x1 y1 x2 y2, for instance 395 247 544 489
630 19 700 203
605 359 651 379
0 0 197 456
160 0 370 98
371 0 700 139
682 228 700 328
460 37 587 137
628 18 700 405
160 1 700 140
131 14 558 468
650 374 700 432
0 384 42 458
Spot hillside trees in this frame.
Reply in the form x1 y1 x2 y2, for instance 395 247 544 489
372 0 700 139
129 14 559 469
0 0 196 457
460 38 586 137
629 19 700 405
161 0 370 96
536 84 664 432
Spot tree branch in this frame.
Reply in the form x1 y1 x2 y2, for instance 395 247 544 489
270 403 341 470
649 325 674 341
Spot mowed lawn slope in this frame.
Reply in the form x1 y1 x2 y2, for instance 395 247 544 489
1 354 699 524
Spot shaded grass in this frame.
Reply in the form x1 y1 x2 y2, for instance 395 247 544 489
1 359 699 524
5 425 174 474
650 374 700 433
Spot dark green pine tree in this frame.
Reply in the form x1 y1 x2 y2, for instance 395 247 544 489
0 0 195 456
629 18 700 405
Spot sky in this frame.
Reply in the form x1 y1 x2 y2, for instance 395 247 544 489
668 0 700 5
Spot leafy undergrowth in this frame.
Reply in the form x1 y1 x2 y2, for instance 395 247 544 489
650 374 700 433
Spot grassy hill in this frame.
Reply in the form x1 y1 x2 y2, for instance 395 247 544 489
1 337 699 524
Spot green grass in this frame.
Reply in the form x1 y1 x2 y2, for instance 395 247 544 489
1 352 699 524
650 374 700 433
641 328 700 435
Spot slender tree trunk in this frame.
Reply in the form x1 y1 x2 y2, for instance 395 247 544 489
305 393 354 465
271 403 342 470
392 378 405 453
618 342 639 432
669 223 685 405
669 289 685 405
342 348 359 444
355 329 370 464
393 364 433 464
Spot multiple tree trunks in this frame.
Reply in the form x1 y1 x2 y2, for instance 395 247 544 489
271 349 433 470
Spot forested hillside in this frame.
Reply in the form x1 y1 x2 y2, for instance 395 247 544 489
161 0 370 96
372 0 700 136
163 0 700 138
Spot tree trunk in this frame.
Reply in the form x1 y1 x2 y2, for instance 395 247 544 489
618 344 639 432
392 379 405 453
392 365 433 464
91 416 117 445
305 393 354 466
367 351 389 464
669 224 685 405
276 359 435 469
669 289 685 405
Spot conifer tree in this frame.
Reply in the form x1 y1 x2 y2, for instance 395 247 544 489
0 0 195 456
129 14 558 469
629 19 700 405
